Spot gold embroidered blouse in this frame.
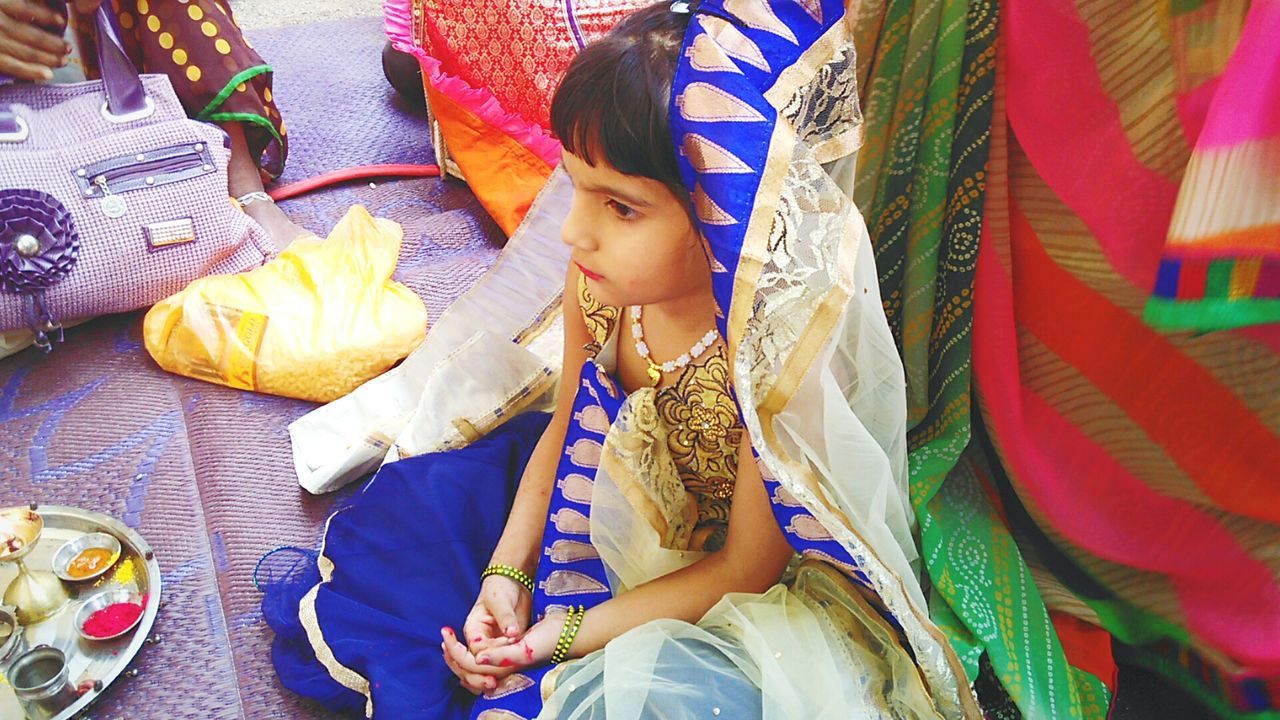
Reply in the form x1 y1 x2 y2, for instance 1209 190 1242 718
577 275 743 551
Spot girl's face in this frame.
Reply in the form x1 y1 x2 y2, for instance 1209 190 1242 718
560 150 710 309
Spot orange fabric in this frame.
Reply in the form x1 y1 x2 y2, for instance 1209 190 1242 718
427 85 555 238
1169 223 1280 253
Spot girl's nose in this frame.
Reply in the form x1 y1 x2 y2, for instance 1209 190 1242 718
560 198 598 251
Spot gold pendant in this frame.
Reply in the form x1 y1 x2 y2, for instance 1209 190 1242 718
646 364 662 386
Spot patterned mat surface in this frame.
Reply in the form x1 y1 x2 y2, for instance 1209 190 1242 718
0 16 501 719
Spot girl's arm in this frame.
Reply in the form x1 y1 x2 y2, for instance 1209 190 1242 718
467 437 794 669
484 264 594 612
447 265 595 693
563 438 793 656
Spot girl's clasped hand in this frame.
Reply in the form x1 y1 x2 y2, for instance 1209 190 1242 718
440 573 564 695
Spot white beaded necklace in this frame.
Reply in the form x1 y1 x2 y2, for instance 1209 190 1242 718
629 305 720 386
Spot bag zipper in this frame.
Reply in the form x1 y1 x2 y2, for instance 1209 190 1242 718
100 150 204 186
76 142 215 199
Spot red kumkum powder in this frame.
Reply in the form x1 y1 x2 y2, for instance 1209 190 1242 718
82 602 144 638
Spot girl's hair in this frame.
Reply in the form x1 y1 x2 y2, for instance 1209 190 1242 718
550 2 696 201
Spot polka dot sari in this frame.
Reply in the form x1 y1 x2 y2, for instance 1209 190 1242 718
73 0 288 179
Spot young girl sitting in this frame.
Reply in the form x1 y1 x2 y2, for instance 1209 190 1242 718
265 2 977 718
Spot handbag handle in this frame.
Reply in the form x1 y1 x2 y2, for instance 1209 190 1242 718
40 0 150 120
91 2 150 119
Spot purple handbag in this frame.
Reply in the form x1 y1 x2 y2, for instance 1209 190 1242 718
0 4 273 351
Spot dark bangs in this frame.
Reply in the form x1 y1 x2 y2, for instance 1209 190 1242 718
550 3 695 200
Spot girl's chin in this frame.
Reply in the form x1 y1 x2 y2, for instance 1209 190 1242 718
583 277 623 304
585 276 684 309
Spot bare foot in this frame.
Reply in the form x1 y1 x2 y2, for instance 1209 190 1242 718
217 121 310 250
242 197 311 251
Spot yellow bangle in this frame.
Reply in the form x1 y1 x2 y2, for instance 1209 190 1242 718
551 605 585 664
480 564 535 594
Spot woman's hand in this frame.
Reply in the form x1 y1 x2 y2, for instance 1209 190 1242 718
0 0 69 82
440 612 567 694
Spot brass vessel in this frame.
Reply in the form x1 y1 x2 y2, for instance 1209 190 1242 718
0 508 68 625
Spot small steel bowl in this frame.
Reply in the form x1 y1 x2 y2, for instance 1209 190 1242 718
0 605 25 670
74 589 144 642
52 532 121 583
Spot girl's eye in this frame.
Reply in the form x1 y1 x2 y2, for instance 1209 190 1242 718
607 199 637 220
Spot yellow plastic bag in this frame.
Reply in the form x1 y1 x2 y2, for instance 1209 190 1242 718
144 206 428 403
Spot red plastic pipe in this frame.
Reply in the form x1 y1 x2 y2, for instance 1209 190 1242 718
268 163 442 202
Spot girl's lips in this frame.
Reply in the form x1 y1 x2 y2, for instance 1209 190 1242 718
576 262 603 281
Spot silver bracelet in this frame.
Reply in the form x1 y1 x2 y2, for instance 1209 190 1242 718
236 191 275 207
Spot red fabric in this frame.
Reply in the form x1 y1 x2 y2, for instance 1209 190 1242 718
410 0 652 132
384 0 649 232
977 3 1280 689
1051 613 1117 693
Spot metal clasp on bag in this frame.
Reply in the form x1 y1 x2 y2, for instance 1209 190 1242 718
32 320 63 353
0 115 29 143
99 96 156 124
0 103 28 143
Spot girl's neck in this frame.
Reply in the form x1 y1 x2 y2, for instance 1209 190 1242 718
637 282 717 336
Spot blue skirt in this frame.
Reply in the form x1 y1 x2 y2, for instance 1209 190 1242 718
263 412 552 719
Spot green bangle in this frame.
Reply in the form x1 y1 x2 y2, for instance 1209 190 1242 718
550 605 585 664
480 564 535 594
